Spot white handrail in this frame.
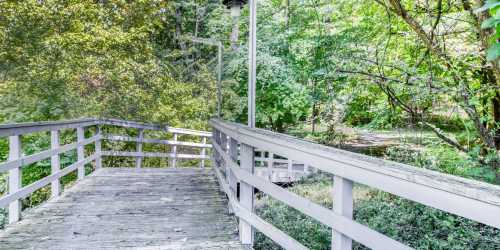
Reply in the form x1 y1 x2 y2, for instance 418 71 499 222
210 118 500 250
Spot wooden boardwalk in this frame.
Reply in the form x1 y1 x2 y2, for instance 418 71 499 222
0 168 245 250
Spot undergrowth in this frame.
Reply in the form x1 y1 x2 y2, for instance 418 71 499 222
254 174 500 250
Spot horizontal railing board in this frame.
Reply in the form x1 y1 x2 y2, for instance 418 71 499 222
103 135 212 148
0 118 212 138
254 157 288 164
0 119 98 137
101 151 210 160
100 119 212 137
211 156 309 250
211 119 500 229
0 154 97 208
213 141 411 250
0 135 100 173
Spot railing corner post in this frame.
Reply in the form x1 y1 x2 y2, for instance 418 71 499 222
239 143 255 246
8 135 22 224
332 175 354 250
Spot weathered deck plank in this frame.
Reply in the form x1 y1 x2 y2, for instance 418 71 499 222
0 168 244 250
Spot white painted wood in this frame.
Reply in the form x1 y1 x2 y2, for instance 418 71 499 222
0 119 97 137
77 127 85 180
167 127 212 137
213 130 219 167
0 118 211 138
229 137 238 197
288 159 293 176
0 135 99 173
239 143 254 246
95 126 102 169
8 135 21 224
210 118 500 229
100 151 209 160
102 134 212 148
267 152 274 181
220 133 229 180
136 129 144 168
219 132 232 213
332 176 353 250
254 157 288 164
50 130 60 198
212 157 309 250
200 137 207 168
0 154 97 208
213 142 410 249
171 133 178 168
100 118 212 137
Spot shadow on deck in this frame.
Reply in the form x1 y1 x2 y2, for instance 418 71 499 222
0 168 245 250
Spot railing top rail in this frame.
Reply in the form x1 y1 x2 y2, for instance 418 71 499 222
100 118 212 137
0 118 212 137
210 118 500 209
0 118 98 137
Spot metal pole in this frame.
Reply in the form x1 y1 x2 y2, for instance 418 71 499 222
248 0 257 128
217 43 223 118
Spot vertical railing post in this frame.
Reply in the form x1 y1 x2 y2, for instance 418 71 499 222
136 129 144 168
8 135 21 224
268 152 274 181
77 127 85 180
305 164 311 174
287 158 293 180
332 176 354 250
213 130 220 167
50 130 60 198
200 136 207 168
228 138 238 197
220 133 228 177
171 133 178 168
212 128 225 191
95 126 102 169
239 143 255 246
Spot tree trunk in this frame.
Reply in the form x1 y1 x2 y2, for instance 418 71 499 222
312 102 318 133
493 92 500 149
175 5 186 52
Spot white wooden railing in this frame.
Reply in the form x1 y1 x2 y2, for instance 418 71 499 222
210 118 500 250
0 118 212 224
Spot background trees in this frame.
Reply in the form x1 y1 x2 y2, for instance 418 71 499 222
1 0 498 181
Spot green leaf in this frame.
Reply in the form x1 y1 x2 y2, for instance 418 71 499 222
475 0 500 14
481 17 500 29
486 42 500 61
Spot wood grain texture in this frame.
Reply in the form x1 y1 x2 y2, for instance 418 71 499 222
0 168 244 250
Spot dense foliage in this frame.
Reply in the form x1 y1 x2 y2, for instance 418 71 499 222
0 0 217 129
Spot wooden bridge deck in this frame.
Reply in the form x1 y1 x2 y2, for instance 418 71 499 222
0 168 245 250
